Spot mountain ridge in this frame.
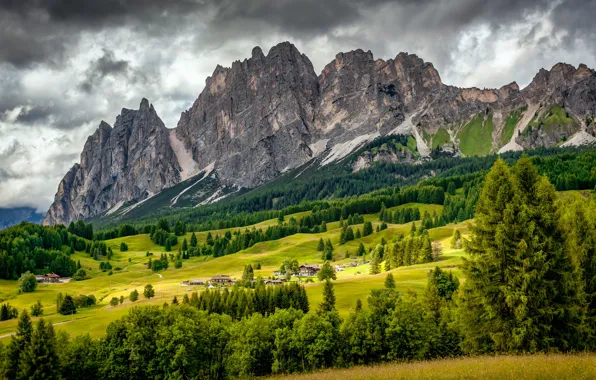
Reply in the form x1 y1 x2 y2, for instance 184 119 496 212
45 41 596 225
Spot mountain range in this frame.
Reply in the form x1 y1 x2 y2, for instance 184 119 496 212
44 41 596 226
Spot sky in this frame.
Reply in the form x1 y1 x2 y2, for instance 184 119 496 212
1 0 595 212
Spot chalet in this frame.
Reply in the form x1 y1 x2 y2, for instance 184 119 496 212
298 264 320 277
189 279 205 286
264 279 284 285
36 273 61 283
210 274 234 285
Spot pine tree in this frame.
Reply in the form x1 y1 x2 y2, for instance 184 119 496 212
165 238 172 252
172 296 179 305
318 280 336 313
363 221 373 237
459 158 584 353
18 319 59 380
182 238 188 252
317 238 325 251
190 232 198 248
356 243 366 257
451 229 462 249
144 284 155 299
422 237 434 263
384 273 396 289
129 289 139 302
4 310 33 380
58 295 76 315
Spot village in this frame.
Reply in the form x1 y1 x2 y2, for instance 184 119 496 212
180 260 368 288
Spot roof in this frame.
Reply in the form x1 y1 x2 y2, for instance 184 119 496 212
45 273 60 278
211 274 232 280
299 264 320 269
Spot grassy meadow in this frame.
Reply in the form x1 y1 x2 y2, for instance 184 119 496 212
0 203 466 340
269 353 596 380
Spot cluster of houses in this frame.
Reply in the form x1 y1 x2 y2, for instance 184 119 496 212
182 260 369 288
35 273 63 283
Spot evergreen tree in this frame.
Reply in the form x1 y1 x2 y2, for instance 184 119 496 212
356 243 366 257
4 310 33 380
422 238 434 263
451 229 462 249
182 238 188 252
58 295 76 315
190 232 198 248
165 238 172 252
318 280 336 313
363 221 373 237
144 284 155 299
384 273 396 289
459 158 584 353
317 238 325 251
18 319 59 380
129 289 139 302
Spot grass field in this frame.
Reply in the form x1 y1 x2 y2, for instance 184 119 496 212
458 113 494 156
500 108 525 147
432 128 451 149
0 203 465 340
269 353 596 380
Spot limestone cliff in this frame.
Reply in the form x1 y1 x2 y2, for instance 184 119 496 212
45 42 596 225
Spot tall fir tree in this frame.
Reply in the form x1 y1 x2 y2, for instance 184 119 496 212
18 319 59 380
4 310 33 380
459 158 584 353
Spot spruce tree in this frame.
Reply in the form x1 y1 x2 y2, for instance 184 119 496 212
451 229 462 249
385 273 396 289
317 238 325 251
459 158 584 353
18 319 59 380
190 232 198 248
318 280 336 313
4 310 33 380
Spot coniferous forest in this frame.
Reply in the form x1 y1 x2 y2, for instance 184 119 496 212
0 156 595 379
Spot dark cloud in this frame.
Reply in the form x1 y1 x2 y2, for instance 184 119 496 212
79 49 132 93
2 0 596 210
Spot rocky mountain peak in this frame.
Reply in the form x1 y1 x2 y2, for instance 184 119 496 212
44 98 181 225
46 43 596 225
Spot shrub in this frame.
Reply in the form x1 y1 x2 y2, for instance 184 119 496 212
72 268 89 281
120 242 128 252
18 271 37 293
58 295 77 315
30 300 43 316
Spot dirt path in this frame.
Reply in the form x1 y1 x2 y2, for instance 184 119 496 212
0 319 76 339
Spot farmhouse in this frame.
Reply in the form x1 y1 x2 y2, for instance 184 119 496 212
210 274 234 285
36 273 61 283
189 279 205 286
264 279 284 285
299 264 320 276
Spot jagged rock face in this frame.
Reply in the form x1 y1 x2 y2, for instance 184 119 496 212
46 41 596 225
175 42 320 188
44 99 181 225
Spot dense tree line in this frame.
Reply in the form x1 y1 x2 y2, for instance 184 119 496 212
0 223 81 280
191 282 309 319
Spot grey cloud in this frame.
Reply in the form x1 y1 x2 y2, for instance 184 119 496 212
79 49 132 93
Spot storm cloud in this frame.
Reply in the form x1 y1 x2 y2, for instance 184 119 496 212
0 0 595 211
